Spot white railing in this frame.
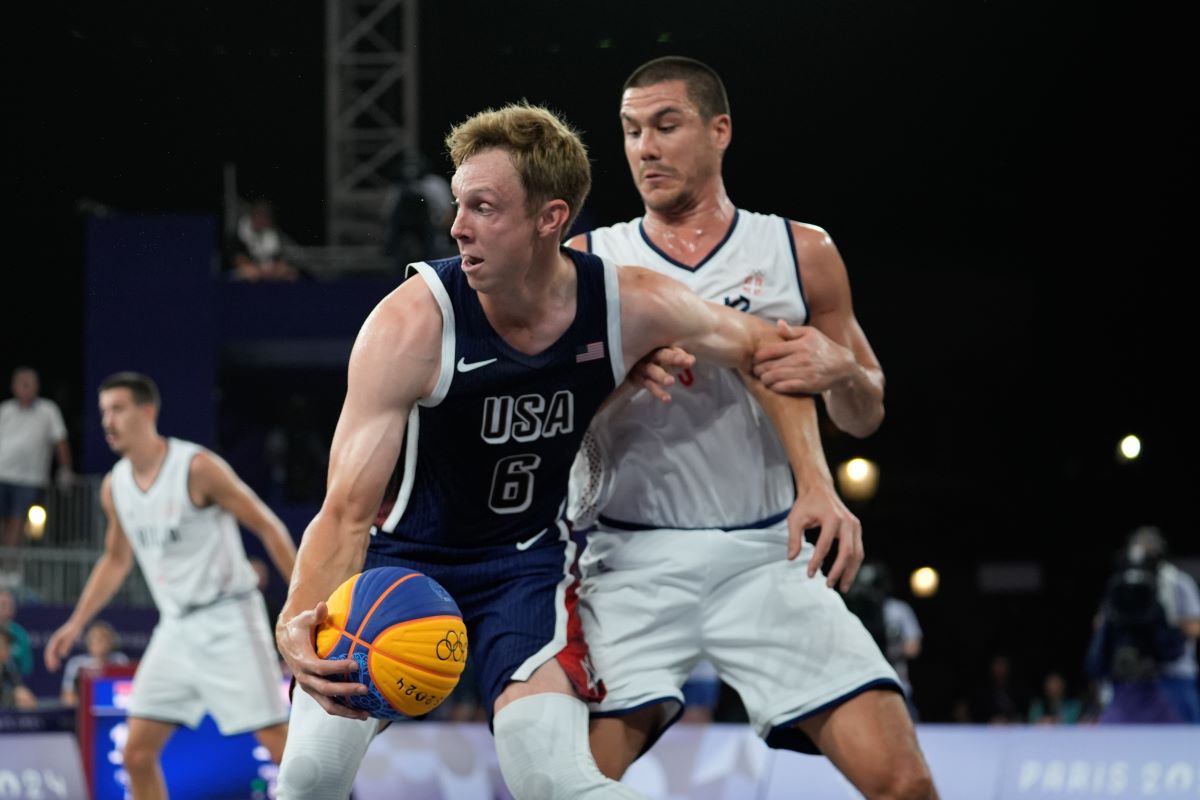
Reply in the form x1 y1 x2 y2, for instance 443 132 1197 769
4 476 154 607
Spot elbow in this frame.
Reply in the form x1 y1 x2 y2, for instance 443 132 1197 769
837 404 884 439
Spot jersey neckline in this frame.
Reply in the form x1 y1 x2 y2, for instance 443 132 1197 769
636 210 741 272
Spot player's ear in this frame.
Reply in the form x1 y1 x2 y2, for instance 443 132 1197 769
535 199 570 240
710 113 731 152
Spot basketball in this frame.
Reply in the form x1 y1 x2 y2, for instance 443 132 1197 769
316 566 468 719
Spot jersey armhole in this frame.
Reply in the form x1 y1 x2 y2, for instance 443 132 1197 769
407 261 456 408
784 219 812 325
599 256 626 385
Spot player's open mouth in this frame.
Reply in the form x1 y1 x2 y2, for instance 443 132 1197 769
462 255 484 269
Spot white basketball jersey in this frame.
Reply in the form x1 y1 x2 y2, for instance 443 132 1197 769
110 438 257 617
577 210 809 530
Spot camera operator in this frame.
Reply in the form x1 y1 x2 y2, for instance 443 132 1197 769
1085 527 1199 723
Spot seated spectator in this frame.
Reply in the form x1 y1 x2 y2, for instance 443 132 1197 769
971 654 1028 724
0 588 32 677
0 628 36 710
60 620 129 707
228 199 299 282
1028 671 1083 725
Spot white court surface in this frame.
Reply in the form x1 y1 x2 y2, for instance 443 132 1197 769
353 721 1200 799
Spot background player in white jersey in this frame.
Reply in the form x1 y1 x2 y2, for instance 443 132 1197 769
566 57 937 798
45 372 296 800
272 103 838 800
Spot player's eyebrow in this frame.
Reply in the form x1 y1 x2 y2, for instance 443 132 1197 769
621 106 687 125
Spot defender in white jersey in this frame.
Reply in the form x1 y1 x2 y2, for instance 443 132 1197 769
567 57 937 799
45 372 297 800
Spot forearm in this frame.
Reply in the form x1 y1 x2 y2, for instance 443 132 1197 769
279 508 371 630
68 554 132 628
740 372 832 486
823 362 885 438
55 440 73 471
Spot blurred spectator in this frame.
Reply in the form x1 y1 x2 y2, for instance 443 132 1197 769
0 627 36 710
0 588 32 677
1085 527 1196 723
227 198 300 282
1132 526 1200 723
60 620 129 707
971 654 1027 724
844 561 924 717
0 367 73 569
1027 671 1083 725
383 153 455 271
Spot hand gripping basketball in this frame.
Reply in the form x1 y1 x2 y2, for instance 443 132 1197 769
316 566 468 719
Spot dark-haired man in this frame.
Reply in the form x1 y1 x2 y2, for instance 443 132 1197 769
45 372 296 800
568 56 937 798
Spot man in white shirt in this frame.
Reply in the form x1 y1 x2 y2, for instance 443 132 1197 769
0 367 73 557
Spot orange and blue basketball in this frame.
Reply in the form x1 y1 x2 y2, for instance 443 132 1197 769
316 566 467 719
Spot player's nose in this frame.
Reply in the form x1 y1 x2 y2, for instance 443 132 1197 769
450 206 470 241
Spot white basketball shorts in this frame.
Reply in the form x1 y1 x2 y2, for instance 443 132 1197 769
129 591 289 735
578 526 901 746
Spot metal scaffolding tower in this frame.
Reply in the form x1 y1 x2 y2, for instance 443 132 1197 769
325 0 418 247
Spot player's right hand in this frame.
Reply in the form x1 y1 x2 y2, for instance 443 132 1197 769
628 346 695 403
44 620 83 672
277 601 371 720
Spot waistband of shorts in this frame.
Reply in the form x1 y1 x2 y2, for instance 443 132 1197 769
595 508 790 533
176 589 259 617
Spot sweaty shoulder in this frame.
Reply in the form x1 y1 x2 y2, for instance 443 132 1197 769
789 220 836 256
788 220 849 314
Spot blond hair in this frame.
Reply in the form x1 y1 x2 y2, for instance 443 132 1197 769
446 103 591 241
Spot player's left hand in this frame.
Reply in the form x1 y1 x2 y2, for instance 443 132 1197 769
627 346 696 403
785 479 863 592
754 320 854 395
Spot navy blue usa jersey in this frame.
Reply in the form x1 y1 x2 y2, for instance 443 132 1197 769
371 248 625 553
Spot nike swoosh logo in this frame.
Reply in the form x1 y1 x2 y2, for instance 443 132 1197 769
515 528 547 551
457 357 498 373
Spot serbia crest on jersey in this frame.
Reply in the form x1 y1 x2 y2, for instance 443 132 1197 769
371 248 624 552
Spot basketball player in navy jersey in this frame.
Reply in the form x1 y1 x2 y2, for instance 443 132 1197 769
565 57 937 799
273 103 846 800
45 372 296 800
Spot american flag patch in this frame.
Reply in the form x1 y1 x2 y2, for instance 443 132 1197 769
576 341 605 363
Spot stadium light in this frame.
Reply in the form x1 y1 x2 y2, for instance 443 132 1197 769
836 457 879 501
910 566 939 598
1118 434 1141 461
26 504 47 540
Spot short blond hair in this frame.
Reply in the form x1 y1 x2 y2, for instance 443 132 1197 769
446 103 591 241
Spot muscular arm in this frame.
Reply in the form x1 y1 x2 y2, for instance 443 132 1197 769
276 277 442 716
619 266 782 371
190 452 297 582
740 375 863 589
754 223 885 437
44 475 133 671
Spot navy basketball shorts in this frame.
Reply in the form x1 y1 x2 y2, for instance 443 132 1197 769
364 532 602 718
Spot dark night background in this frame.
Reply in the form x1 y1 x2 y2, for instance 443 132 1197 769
4 1 1195 719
